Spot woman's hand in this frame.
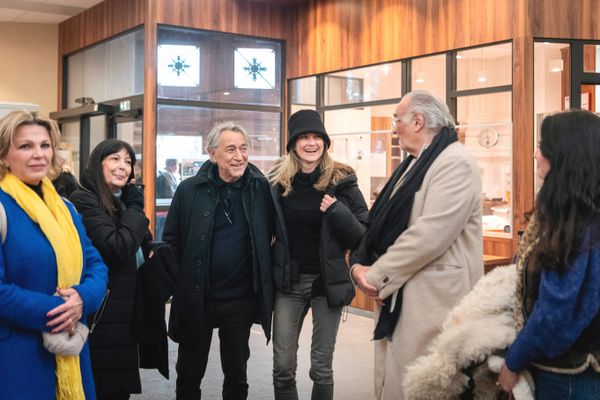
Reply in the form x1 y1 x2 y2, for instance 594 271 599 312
46 288 84 334
320 194 337 212
497 363 519 393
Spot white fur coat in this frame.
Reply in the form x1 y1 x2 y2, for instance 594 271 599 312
403 264 534 400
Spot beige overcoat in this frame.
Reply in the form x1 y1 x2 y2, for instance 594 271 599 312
365 141 484 400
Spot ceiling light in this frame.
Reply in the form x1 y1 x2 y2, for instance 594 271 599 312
223 91 230 95
549 59 563 73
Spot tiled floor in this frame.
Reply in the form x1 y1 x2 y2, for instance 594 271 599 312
131 308 375 399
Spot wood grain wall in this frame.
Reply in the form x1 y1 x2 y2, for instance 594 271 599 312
154 0 289 39
287 0 519 78
532 0 600 39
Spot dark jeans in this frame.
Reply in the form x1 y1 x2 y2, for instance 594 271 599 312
175 297 257 400
533 367 600 400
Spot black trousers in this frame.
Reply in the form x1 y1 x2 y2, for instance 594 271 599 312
175 297 257 400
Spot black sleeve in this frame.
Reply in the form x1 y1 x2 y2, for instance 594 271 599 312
162 185 183 264
69 190 149 268
324 186 369 250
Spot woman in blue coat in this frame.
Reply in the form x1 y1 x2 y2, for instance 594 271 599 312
0 110 108 400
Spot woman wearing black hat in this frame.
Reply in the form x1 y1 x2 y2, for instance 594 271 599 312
269 109 368 400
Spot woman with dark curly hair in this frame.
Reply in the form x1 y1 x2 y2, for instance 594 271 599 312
498 110 600 399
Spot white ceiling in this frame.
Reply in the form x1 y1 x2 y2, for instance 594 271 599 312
0 0 103 23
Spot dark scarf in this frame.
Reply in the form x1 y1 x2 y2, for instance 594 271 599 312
354 126 458 340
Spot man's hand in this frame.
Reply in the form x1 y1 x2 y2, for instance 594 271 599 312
351 264 381 301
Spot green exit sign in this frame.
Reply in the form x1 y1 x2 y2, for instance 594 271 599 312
119 100 131 112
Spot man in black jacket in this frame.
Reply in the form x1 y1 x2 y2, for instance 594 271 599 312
163 121 275 400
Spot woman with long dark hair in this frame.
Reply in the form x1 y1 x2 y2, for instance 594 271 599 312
498 110 600 399
70 139 150 400
269 110 368 400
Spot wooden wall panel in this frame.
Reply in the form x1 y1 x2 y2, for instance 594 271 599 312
287 0 518 78
155 0 289 40
532 0 600 40
59 0 145 56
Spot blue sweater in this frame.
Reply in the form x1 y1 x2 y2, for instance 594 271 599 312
0 190 108 400
505 242 600 372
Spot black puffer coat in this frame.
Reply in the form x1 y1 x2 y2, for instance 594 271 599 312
69 174 149 397
272 172 368 308
163 162 275 343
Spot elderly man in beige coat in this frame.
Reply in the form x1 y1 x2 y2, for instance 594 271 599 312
352 90 483 400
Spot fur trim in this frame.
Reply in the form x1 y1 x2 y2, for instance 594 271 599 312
403 265 534 400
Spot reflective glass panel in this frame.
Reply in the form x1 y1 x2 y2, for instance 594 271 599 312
67 29 144 107
157 27 282 106
411 54 446 100
324 103 399 206
289 76 317 114
457 91 512 237
323 62 402 106
583 44 600 73
456 43 512 91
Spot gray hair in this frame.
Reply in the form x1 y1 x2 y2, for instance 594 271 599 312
401 90 455 131
205 121 250 152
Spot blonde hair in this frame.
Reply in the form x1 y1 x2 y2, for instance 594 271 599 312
0 110 63 181
268 149 355 196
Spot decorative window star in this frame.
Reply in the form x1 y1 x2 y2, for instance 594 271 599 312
168 56 190 77
234 48 276 89
243 58 267 82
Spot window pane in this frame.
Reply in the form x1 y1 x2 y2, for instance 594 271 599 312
289 76 317 113
411 54 446 100
534 41 569 193
117 120 143 184
323 62 402 106
457 91 512 237
154 104 280 238
157 27 282 107
324 103 399 206
583 44 600 73
67 29 144 107
59 121 80 178
456 43 512 91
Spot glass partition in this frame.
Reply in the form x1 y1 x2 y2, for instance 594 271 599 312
457 91 512 236
323 62 403 106
66 29 144 108
324 103 398 205
456 43 512 91
157 26 282 107
411 54 446 100
289 76 317 113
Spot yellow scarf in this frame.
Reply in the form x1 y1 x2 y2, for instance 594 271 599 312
0 172 85 400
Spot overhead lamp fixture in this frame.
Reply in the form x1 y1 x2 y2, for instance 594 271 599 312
477 48 487 83
415 69 425 84
223 91 230 96
456 54 463 59
549 59 563 73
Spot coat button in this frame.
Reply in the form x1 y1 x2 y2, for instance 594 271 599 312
193 284 200 292
200 234 206 240
203 211 210 217
195 260 202 267
383 277 389 283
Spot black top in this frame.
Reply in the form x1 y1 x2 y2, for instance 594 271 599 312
208 166 253 300
26 182 43 199
281 169 322 274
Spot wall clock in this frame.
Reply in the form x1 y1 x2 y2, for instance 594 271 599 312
478 128 499 148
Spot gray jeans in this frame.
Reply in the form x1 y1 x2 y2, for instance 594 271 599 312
272 273 342 399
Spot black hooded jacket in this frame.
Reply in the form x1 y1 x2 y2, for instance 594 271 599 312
272 172 368 308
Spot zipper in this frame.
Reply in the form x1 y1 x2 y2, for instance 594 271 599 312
89 288 110 334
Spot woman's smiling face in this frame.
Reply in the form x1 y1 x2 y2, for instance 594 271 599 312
101 147 132 192
294 133 324 172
